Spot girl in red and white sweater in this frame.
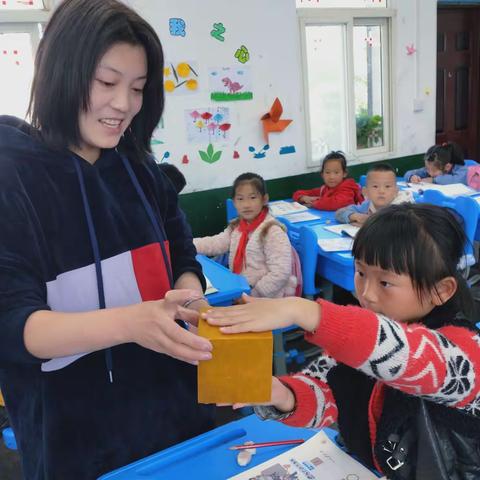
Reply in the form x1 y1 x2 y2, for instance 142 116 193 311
293 151 363 211
203 203 480 479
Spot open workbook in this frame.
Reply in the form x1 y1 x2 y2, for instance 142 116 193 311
228 430 384 480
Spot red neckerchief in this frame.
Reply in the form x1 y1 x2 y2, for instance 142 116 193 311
232 207 268 274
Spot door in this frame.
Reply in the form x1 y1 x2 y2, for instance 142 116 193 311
436 7 480 159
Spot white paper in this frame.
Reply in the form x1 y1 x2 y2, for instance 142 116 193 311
204 274 218 295
404 182 476 197
269 201 308 217
282 211 320 223
323 224 360 238
228 430 383 480
317 237 353 252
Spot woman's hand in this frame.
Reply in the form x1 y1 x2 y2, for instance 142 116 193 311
124 289 213 365
218 377 296 413
202 294 320 334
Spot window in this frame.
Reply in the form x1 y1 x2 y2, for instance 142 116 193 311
299 8 392 165
0 1 49 118
297 0 386 7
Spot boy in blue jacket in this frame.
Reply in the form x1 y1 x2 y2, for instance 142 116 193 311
336 164 413 226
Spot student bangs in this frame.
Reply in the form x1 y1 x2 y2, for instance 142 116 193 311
320 151 347 173
352 203 474 315
425 142 465 169
232 172 267 197
28 0 164 162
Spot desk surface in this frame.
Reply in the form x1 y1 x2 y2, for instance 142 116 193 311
197 255 250 306
100 414 332 480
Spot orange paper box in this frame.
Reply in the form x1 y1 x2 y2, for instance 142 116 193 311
197 318 273 404
260 97 292 142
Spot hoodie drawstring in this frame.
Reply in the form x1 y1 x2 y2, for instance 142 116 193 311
73 154 173 384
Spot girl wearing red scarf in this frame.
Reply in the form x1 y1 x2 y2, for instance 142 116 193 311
194 173 298 298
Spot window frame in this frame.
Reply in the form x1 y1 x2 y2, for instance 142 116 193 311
298 8 395 167
0 0 51 23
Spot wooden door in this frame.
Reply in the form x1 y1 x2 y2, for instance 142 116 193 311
436 7 480 159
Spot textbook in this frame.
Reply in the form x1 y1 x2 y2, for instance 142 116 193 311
228 430 383 479
402 182 476 197
269 201 308 217
323 223 360 238
317 237 353 252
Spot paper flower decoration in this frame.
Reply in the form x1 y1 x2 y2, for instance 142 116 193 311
260 98 292 142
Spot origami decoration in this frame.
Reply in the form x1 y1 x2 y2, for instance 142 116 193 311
261 98 292 142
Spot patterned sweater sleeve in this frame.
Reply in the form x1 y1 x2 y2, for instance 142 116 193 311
305 300 480 415
193 225 233 257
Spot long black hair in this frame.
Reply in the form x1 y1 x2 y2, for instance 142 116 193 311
353 203 475 320
28 0 164 163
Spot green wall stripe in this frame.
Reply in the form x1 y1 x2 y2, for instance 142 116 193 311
180 154 424 236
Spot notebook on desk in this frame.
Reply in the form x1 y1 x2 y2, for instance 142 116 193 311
228 430 383 479
317 237 353 252
269 201 308 217
403 182 476 197
324 223 360 238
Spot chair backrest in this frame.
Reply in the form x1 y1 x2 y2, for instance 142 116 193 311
359 174 367 187
422 190 479 261
464 159 478 166
226 198 237 222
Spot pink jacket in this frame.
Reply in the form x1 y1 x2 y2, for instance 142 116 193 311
194 214 297 298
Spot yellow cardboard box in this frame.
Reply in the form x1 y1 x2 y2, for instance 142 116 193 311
197 318 272 404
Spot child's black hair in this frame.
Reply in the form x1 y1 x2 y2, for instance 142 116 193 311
320 151 347 173
367 163 396 175
424 142 465 172
352 203 475 320
231 172 267 197
158 163 186 194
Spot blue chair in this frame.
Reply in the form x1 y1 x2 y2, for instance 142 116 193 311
465 159 477 166
421 190 479 268
359 174 367 187
226 198 237 222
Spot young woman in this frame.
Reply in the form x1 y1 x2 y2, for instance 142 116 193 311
0 1 214 478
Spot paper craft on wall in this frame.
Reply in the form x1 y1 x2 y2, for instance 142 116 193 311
261 98 292 142
234 45 250 64
164 61 199 95
248 144 269 159
185 108 231 143
210 22 226 42
169 18 186 37
279 145 296 155
198 143 223 164
209 66 253 102
406 43 416 55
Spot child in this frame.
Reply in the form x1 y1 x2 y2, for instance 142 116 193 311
404 141 468 185
204 203 480 479
0 1 214 478
158 162 187 194
194 173 297 298
293 151 363 211
336 163 414 225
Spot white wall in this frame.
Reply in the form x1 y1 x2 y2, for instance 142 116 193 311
51 0 437 192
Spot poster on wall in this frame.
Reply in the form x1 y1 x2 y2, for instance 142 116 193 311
185 107 231 143
164 61 200 95
209 66 253 102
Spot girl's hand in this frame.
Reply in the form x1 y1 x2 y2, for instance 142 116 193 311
302 196 319 207
124 289 213 365
410 175 422 183
202 294 320 333
218 377 296 413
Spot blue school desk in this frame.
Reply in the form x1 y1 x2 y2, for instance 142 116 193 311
197 254 250 306
99 414 337 480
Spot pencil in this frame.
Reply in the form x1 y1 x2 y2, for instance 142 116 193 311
228 439 305 450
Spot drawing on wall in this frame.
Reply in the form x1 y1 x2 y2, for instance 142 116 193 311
261 98 292 142
279 145 296 155
210 22 226 42
248 144 269 159
424 86 431 96
199 144 223 164
233 150 240 159
209 66 253 102
234 45 250 64
164 61 199 95
169 18 186 37
185 108 231 143
182 154 189 164
406 43 417 55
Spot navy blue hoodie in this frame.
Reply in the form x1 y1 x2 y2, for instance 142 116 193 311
0 116 214 479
